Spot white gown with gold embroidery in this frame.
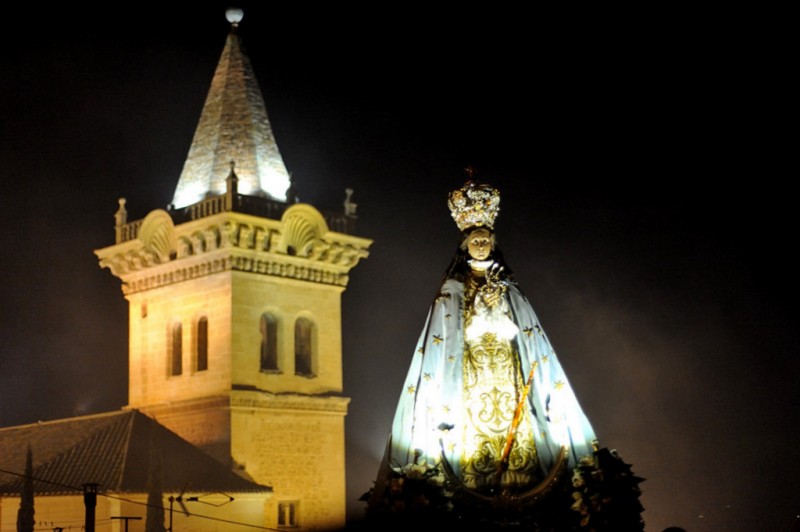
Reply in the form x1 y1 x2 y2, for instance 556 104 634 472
384 270 597 489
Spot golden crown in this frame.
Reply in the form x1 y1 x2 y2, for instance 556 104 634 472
448 180 500 232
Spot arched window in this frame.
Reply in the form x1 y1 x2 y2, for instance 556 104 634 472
196 317 208 372
294 317 314 377
170 322 182 376
260 313 278 372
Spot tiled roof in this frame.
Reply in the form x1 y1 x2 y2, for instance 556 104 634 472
0 410 271 496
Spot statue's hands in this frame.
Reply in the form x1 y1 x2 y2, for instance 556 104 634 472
481 263 505 309
481 286 502 309
487 263 504 283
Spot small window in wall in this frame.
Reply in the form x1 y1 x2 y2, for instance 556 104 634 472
196 316 208 372
170 322 182 376
277 501 298 528
260 313 278 372
294 317 314 377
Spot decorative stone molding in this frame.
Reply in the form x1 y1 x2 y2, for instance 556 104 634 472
277 204 328 256
123 257 231 295
96 204 371 293
138 209 178 262
231 389 350 414
131 394 231 416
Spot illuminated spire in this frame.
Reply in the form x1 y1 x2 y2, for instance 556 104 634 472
171 8 291 209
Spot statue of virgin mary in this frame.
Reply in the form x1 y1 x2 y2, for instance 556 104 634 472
364 180 643 529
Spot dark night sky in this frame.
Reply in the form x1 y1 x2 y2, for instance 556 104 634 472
1 4 796 531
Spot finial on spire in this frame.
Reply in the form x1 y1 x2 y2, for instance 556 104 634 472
226 161 239 192
344 188 358 217
225 160 239 210
226 7 244 28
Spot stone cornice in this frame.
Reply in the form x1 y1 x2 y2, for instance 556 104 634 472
130 390 350 416
128 395 231 417
96 205 371 294
231 390 350 415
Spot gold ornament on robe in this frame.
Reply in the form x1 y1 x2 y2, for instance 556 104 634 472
460 276 539 489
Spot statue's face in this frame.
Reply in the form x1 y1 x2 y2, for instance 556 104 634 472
467 228 493 260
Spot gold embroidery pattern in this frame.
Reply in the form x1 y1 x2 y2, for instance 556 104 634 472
460 281 539 489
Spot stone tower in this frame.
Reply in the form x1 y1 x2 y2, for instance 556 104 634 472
95 9 371 530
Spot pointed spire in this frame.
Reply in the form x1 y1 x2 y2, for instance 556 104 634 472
171 8 291 209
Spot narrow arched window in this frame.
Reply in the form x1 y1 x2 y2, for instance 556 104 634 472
196 317 208 372
170 322 183 376
294 318 314 377
260 313 278 372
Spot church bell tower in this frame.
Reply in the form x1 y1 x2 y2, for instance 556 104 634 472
95 9 371 530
